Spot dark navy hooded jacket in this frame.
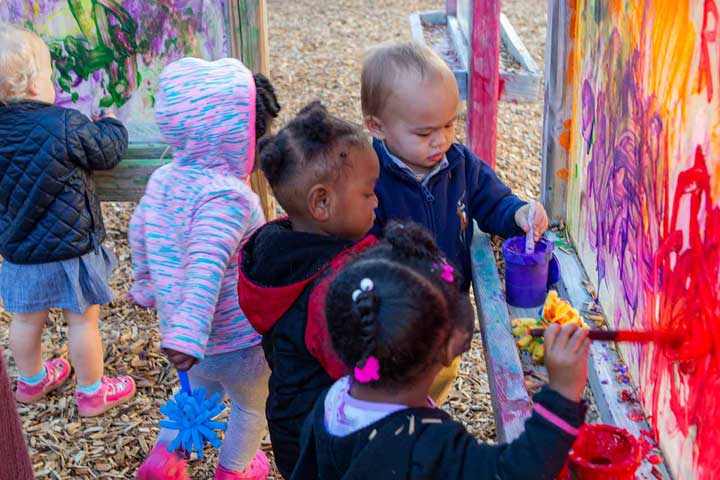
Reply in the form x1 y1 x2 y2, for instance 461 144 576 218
371 139 526 290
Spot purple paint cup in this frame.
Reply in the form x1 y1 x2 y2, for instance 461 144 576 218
503 237 559 307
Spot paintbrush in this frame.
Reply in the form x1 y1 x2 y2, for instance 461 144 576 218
529 328 683 347
525 199 536 254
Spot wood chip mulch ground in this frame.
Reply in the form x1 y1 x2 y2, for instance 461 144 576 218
1 1 553 478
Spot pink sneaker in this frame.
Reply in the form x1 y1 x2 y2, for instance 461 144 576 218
15 358 71 403
136 444 189 480
76 375 136 417
214 450 270 480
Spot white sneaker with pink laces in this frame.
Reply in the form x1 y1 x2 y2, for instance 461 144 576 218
76 375 136 417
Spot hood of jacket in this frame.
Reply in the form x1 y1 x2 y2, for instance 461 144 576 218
155 57 256 178
238 219 375 334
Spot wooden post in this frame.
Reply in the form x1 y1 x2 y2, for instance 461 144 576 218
467 0 501 169
540 0 574 223
230 0 277 220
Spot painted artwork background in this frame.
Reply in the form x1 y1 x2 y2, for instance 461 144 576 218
563 0 720 478
0 0 231 142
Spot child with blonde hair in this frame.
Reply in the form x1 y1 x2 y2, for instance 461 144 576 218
0 23 134 416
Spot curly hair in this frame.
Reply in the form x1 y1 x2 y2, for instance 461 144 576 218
326 222 474 389
258 100 368 214
253 73 281 139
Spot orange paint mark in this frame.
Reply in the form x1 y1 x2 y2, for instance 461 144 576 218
559 131 572 151
608 0 623 18
557 168 570 181
645 0 696 104
567 46 575 84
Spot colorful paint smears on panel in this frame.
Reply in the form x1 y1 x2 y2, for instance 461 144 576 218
0 0 230 141
564 1 719 478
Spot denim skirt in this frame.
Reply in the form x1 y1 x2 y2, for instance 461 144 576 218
0 245 116 314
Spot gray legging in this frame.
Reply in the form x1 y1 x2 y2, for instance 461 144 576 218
156 345 270 471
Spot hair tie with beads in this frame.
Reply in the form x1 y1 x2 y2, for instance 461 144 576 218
352 278 374 302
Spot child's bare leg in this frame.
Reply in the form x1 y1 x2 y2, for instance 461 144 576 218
9 310 49 378
64 306 103 386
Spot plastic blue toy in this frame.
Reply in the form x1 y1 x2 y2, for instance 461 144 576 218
159 370 227 459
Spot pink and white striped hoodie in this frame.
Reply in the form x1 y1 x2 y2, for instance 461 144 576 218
128 57 265 359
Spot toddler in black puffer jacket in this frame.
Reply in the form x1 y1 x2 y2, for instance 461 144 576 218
0 23 136 417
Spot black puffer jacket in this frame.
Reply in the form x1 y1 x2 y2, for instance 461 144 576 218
0 101 128 264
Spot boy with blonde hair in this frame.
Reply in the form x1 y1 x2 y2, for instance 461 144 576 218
0 23 133 416
362 42 549 403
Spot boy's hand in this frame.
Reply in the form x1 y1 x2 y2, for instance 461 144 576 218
515 201 549 241
162 348 198 371
91 109 118 121
544 323 590 402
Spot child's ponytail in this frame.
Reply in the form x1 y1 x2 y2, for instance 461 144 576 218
253 73 281 139
350 278 380 383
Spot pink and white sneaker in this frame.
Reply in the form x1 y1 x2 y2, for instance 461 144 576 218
136 444 189 480
15 358 71 403
76 375 136 417
214 450 270 480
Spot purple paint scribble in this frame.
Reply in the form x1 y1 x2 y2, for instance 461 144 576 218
582 34 664 328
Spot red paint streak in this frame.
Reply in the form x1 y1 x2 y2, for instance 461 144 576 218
640 428 656 443
648 146 720 475
647 454 663 465
498 76 506 100
628 409 645 422
698 0 718 101
619 388 635 403
581 38 720 472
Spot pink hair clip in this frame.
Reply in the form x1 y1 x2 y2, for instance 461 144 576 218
354 356 380 383
440 263 454 283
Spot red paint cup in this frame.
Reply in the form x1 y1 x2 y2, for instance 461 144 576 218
558 424 641 480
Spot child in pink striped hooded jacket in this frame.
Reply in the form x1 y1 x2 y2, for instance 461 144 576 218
129 57 280 480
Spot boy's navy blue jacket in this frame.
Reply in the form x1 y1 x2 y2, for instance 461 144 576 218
292 386 587 480
371 139 526 290
0 100 127 264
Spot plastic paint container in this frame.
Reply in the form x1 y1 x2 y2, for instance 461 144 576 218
502 237 559 307
559 424 642 480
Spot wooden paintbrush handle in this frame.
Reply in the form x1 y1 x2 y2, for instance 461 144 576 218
529 328 656 343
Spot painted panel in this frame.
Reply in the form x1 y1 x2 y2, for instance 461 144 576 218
562 1 720 478
1 0 231 142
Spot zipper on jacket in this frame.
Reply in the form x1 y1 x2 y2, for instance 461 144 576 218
421 184 437 237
